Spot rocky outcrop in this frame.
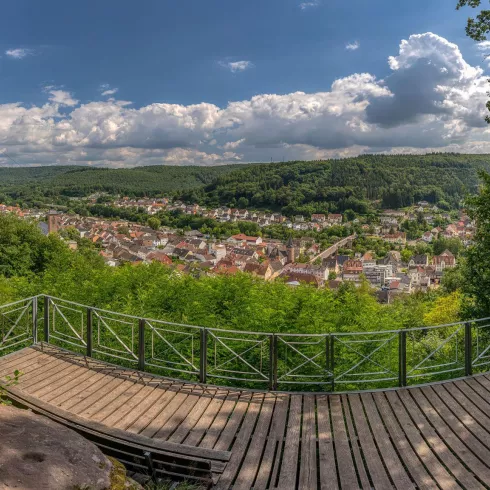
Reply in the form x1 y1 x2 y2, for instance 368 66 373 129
0 405 113 489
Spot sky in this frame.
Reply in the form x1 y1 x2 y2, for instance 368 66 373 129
0 0 490 167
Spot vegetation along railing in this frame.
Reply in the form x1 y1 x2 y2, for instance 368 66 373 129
1 294 490 392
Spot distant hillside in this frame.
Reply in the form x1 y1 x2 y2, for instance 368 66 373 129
180 154 490 215
0 164 243 198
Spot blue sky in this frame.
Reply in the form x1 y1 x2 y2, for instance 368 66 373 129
0 0 489 166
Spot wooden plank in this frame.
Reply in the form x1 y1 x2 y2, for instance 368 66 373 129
215 393 264 490
90 378 150 423
433 382 490 446
360 393 414 489
0 350 52 378
199 392 240 450
213 392 251 452
253 394 290 490
48 370 109 407
348 394 393 490
397 389 483 489
468 376 490 405
340 394 371 490
169 389 221 445
233 394 276 490
372 392 438 490
439 383 490 448
6 384 231 463
416 387 490 481
21 362 82 394
276 394 302 490
63 375 125 413
125 385 180 434
27 362 87 398
139 389 190 438
327 395 360 490
102 381 162 428
298 395 317 490
39 368 100 404
113 381 175 431
316 395 338 490
474 374 490 394
454 379 490 415
152 388 203 441
385 390 459 490
78 379 143 420
0 348 42 373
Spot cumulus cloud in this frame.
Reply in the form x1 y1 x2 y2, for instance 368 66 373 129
5 48 33 59
220 60 253 73
346 41 360 51
1 32 490 167
46 89 79 107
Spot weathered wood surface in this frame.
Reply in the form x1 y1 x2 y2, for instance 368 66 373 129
3 345 490 489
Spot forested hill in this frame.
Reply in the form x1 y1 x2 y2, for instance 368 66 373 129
180 154 490 215
1 154 489 213
0 164 242 199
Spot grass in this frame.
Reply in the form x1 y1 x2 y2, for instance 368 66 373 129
144 481 204 490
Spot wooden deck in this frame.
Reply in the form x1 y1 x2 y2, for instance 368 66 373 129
3 345 490 489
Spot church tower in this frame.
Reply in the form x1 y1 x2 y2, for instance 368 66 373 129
286 235 295 264
47 211 60 234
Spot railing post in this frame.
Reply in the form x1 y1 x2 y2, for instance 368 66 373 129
87 308 93 358
200 328 207 384
138 319 145 372
399 329 407 387
43 296 50 344
269 334 278 391
465 322 473 377
330 335 335 392
32 297 38 345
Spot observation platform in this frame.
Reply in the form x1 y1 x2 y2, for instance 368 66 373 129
3 344 490 489
3 295 490 488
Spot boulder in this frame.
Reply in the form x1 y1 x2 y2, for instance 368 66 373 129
0 404 113 489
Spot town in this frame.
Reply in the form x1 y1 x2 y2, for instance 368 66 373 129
0 195 473 301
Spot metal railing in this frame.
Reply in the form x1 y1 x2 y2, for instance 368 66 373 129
2 294 490 392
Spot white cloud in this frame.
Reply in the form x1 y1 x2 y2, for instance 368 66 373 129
47 89 79 107
1 32 490 167
299 1 319 9
220 60 253 73
5 48 33 59
477 41 490 51
345 41 360 51
99 84 119 97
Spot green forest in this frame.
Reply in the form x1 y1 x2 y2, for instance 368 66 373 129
0 164 242 206
1 154 489 216
181 153 490 215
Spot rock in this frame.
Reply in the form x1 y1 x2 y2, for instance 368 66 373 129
0 405 112 489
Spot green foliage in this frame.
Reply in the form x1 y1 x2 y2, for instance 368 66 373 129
0 214 76 278
181 154 490 215
462 171 490 317
147 217 161 230
457 0 490 122
0 370 22 405
0 165 242 206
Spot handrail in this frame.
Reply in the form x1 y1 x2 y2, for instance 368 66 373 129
41 293 490 335
2 294 490 392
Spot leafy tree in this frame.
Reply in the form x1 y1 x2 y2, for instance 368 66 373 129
462 171 490 317
148 217 161 230
457 0 490 121
401 249 412 263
